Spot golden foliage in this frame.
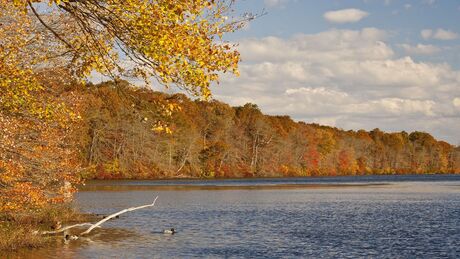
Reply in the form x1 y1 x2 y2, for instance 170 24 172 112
1 0 245 213
5 0 246 98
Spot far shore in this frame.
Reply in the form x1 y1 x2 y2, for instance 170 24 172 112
77 174 460 192
79 183 391 192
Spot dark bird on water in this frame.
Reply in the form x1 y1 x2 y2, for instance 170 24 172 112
64 234 79 242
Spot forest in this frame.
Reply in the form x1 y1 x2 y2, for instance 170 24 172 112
75 81 460 179
1 0 459 252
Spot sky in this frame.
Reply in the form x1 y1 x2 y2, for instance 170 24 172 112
209 0 460 144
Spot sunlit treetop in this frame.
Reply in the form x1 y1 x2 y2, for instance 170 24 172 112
6 0 252 99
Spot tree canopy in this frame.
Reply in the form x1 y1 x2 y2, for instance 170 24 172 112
7 0 245 97
1 0 247 213
75 81 460 179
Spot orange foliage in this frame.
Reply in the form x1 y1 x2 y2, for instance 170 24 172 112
0 82 82 214
72 82 460 180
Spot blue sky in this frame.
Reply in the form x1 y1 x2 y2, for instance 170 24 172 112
210 0 460 144
230 0 459 37
229 0 460 66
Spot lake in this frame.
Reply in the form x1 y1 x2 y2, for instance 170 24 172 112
8 175 460 258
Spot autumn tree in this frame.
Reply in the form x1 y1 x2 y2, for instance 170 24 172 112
69 82 460 180
1 0 248 214
0 1 83 214
195 100 235 177
10 0 246 96
233 104 274 176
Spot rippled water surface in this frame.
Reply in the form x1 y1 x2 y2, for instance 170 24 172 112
10 175 460 258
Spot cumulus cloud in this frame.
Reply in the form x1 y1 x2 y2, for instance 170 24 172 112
323 8 369 23
239 28 391 63
355 98 436 116
398 43 441 55
421 29 459 40
433 29 459 40
213 28 460 143
282 87 435 117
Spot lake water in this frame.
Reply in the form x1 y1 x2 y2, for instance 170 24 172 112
8 175 460 258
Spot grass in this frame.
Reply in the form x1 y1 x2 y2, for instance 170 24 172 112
0 222 49 251
0 205 90 252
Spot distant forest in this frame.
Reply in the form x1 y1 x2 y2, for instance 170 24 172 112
75 81 460 179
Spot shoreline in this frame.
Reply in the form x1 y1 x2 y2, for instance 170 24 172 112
78 183 391 192
78 174 460 192
82 172 459 182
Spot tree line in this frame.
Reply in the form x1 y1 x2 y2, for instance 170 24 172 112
76 81 460 179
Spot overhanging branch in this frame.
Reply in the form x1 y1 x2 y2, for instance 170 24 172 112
28 1 74 50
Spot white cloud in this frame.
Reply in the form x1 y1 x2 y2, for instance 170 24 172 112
282 87 435 116
398 43 441 55
213 28 460 143
239 28 391 63
404 4 412 9
323 8 369 24
264 0 289 8
423 0 437 5
421 28 459 40
433 29 459 40
357 98 436 116
421 29 433 39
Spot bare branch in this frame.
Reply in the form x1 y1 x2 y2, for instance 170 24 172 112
38 196 159 237
40 223 97 235
79 196 158 236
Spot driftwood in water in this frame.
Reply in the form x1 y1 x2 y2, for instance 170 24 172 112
80 196 158 236
41 223 97 235
40 196 158 238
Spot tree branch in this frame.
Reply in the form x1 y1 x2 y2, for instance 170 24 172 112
27 1 74 50
80 196 158 236
40 223 96 235
39 196 159 237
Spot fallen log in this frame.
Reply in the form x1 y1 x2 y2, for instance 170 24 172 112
41 223 97 235
80 196 158 236
39 196 159 238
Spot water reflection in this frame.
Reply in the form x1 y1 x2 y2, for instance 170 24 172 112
79 183 389 192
